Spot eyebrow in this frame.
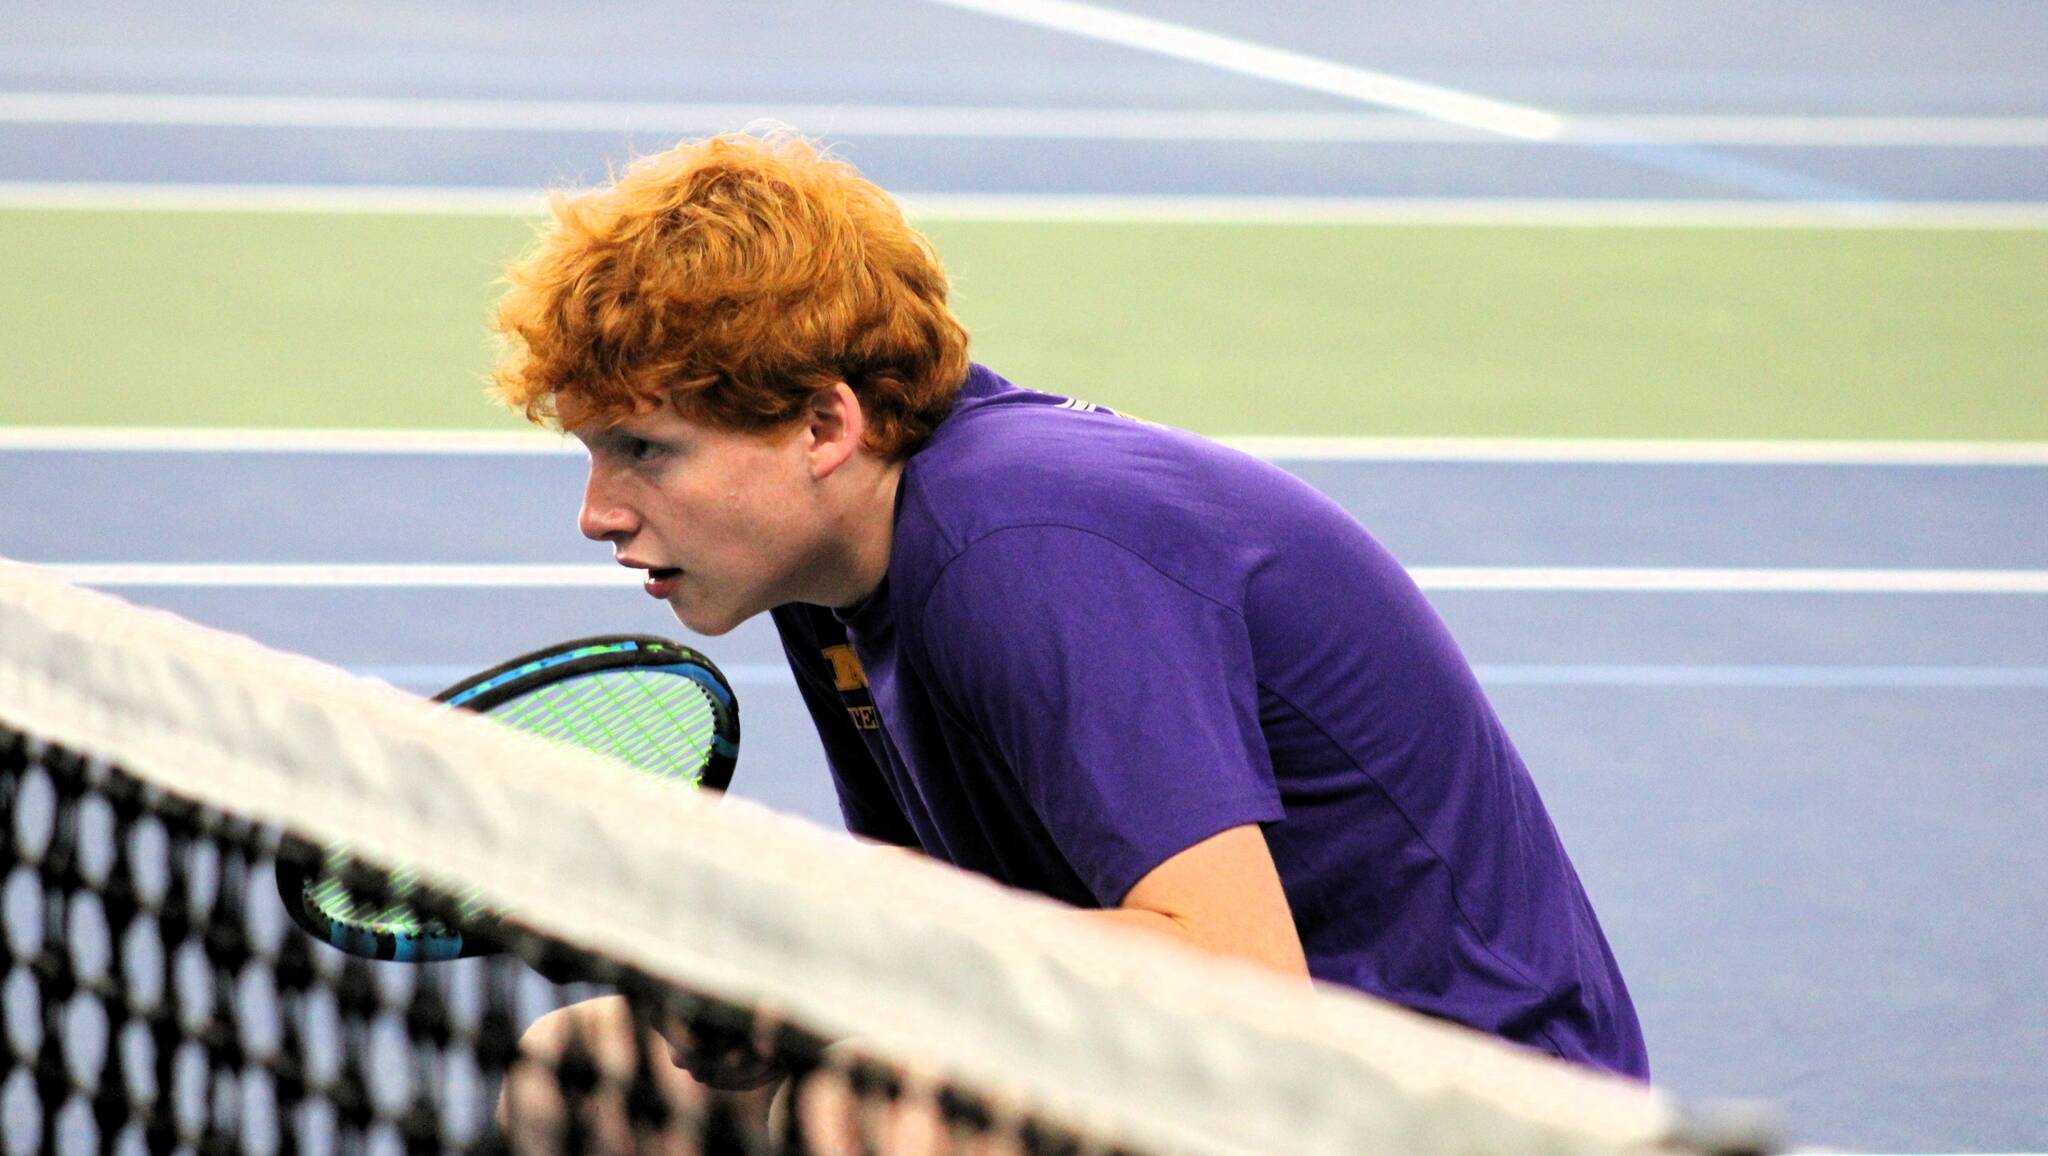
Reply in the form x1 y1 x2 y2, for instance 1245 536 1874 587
581 428 639 452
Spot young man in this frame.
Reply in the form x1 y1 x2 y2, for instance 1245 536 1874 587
491 130 1647 1138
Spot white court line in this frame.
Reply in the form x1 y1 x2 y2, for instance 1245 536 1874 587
1219 437 2048 466
6 183 2047 227
1583 115 2048 148
918 0 1564 140
894 195 2048 228
0 182 546 215
42 564 2048 594
1473 665 2048 688
6 427 2048 465
0 427 582 453
3 92 2041 147
1419 568 2048 594
347 662 2048 691
50 564 636 588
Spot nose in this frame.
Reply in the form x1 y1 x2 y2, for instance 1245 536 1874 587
577 463 638 543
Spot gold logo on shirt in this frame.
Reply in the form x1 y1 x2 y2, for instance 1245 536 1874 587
821 645 868 691
822 645 881 730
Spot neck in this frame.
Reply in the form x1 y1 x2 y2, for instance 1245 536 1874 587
824 457 902 610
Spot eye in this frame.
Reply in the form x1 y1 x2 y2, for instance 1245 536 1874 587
624 436 664 463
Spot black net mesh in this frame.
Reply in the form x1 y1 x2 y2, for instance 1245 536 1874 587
1 723 1135 1156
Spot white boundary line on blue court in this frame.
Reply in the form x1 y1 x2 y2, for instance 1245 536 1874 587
1417 568 2048 593
39 563 2048 594
344 664 2048 692
6 427 2048 465
920 0 1562 140
1473 665 2048 688
341 662 2048 691
3 92 2044 147
0 427 584 454
895 195 2048 228
908 0 1877 202
1220 437 2048 465
6 183 2048 228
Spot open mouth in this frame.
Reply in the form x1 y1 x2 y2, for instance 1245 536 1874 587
643 568 683 598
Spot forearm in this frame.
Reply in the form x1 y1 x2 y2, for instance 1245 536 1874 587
1082 906 1310 981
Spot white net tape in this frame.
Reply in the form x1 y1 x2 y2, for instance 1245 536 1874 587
0 556 1716 1156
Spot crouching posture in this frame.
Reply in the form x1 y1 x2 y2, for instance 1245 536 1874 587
486 129 1648 1151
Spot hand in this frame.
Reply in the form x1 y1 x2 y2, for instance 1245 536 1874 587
498 996 721 1156
653 1014 788 1092
789 1061 1028 1156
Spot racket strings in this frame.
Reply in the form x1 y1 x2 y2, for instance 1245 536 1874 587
306 854 480 934
293 657 733 955
489 670 721 786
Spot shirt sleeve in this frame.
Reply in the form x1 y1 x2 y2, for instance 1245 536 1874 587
771 605 919 848
917 526 1283 905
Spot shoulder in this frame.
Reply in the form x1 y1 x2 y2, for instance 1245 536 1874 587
928 522 1235 622
889 367 1340 612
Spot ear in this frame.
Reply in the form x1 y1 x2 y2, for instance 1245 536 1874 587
802 382 866 480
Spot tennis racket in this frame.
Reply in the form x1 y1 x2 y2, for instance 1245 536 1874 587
276 635 739 963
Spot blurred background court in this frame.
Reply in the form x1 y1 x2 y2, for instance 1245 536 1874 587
2 2 2044 1152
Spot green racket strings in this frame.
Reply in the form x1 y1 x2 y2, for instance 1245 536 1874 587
484 669 720 786
301 666 723 950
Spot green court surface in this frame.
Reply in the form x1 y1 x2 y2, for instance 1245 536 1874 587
4 207 2043 438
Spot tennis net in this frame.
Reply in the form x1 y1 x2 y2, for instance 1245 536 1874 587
0 557 1774 1155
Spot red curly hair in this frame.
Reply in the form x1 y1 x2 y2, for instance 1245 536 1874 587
491 131 970 458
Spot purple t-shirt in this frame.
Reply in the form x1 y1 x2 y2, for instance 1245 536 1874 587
771 365 1648 1078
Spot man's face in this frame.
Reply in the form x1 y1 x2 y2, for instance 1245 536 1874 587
574 405 827 636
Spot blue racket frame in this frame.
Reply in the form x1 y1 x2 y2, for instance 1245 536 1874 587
275 635 739 963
